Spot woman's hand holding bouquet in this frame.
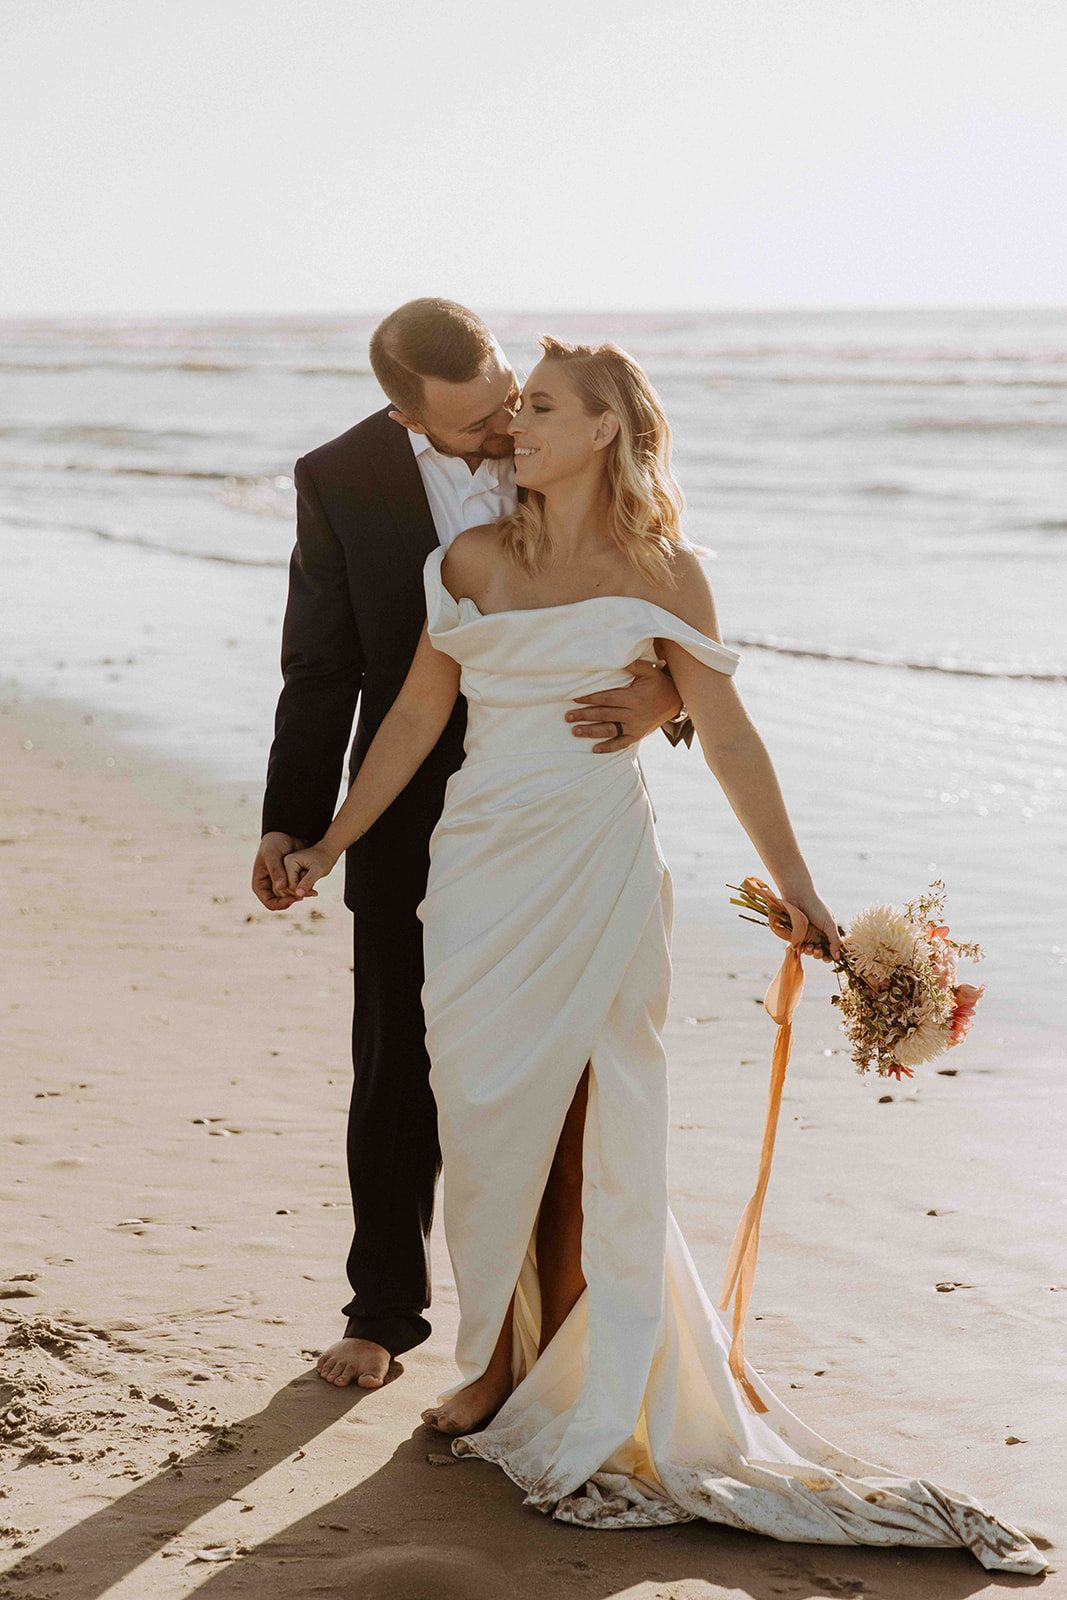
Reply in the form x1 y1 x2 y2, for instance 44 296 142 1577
729 876 985 1078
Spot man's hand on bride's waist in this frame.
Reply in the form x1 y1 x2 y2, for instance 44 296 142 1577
565 658 683 754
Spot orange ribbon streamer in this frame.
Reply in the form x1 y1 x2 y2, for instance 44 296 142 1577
719 876 809 1413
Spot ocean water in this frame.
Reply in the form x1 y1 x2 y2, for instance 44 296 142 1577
2 310 1064 1034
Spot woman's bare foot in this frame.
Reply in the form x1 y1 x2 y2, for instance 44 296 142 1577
316 1336 390 1389
421 1367 513 1437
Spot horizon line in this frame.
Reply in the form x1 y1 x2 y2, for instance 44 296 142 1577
2 301 1067 325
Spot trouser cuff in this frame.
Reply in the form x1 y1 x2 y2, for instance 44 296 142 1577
341 1309 432 1359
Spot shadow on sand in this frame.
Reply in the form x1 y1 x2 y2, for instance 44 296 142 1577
2 1370 1047 1600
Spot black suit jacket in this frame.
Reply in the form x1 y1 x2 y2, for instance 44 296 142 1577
262 406 465 916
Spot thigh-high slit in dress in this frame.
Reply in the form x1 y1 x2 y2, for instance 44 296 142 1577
416 548 1044 1575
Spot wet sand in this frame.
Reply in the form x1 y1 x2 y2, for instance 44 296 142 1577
0 694 1061 1598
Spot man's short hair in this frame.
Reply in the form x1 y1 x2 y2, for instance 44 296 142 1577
369 298 496 420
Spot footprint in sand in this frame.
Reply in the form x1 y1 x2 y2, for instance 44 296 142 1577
0 1275 41 1300
334 1546 505 1599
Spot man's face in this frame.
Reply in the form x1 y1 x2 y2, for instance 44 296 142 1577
393 341 520 465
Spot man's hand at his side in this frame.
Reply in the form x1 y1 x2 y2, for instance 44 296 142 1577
565 659 684 754
252 831 307 911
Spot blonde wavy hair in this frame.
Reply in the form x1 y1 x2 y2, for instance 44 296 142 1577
499 336 686 587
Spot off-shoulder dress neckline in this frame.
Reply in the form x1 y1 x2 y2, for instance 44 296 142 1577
429 548 731 646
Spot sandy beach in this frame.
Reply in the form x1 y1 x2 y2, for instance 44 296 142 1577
1 689 1061 1600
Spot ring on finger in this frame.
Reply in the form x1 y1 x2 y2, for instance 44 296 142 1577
612 720 623 739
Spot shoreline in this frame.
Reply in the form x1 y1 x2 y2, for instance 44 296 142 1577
1 689 1062 1596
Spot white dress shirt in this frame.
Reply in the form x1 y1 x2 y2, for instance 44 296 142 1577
408 429 517 550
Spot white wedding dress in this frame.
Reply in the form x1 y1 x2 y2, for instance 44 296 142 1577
416 547 1044 1575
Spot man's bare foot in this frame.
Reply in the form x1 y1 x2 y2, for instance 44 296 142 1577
421 1367 512 1437
316 1336 390 1389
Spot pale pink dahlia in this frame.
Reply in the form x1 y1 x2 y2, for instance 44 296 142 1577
948 982 986 1046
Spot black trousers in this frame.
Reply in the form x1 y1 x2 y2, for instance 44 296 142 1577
339 896 442 1357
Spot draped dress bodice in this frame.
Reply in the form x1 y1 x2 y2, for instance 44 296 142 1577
423 541 738 794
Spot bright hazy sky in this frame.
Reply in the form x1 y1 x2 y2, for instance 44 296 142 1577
3 0 1066 315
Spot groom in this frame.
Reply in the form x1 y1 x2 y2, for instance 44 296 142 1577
253 298 690 1390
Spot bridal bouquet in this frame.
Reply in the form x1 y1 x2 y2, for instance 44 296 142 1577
718 875 985 1413
727 876 986 1078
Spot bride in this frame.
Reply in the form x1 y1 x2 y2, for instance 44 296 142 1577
282 337 1044 1574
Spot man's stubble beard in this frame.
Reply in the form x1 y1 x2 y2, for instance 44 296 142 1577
422 425 515 466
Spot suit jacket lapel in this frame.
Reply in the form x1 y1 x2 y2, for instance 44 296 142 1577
367 408 440 573
366 406 526 567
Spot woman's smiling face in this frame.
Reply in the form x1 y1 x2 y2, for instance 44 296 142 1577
508 360 614 490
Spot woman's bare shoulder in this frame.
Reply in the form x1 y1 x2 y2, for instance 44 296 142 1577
440 524 506 602
638 543 724 640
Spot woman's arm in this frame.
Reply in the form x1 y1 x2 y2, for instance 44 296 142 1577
284 624 460 897
654 554 841 959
